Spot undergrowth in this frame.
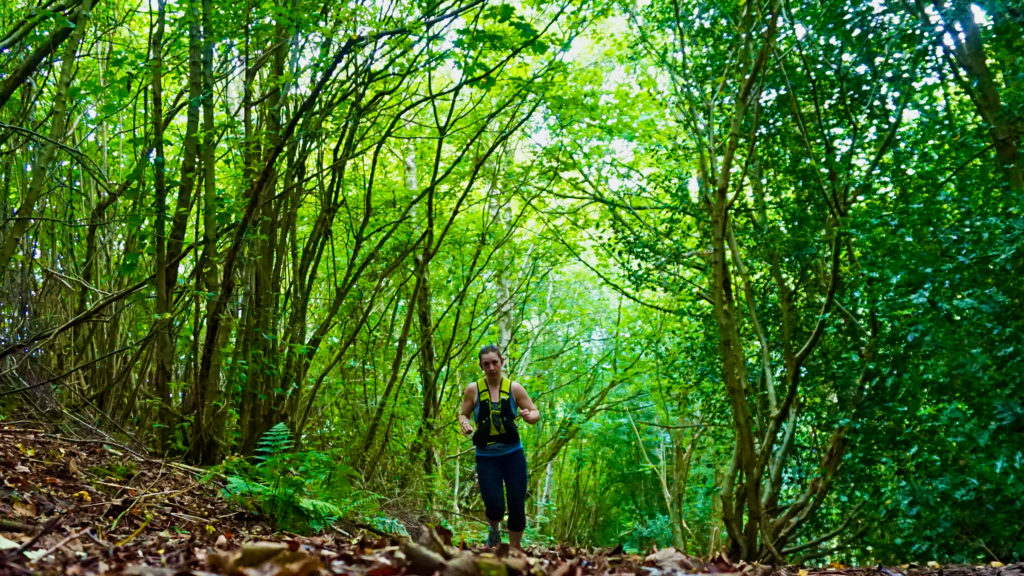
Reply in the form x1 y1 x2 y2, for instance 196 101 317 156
219 422 376 533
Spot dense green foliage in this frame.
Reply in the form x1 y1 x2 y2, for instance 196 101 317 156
1 0 1021 564
222 422 369 533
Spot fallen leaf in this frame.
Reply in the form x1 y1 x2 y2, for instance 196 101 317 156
0 535 21 550
13 500 37 517
549 561 573 576
238 541 290 566
443 553 480 576
123 565 176 576
646 547 698 572
401 539 446 574
798 570 809 576
366 564 401 576
477 557 509 576
23 549 50 561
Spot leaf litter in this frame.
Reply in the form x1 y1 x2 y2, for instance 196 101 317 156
1 426 1021 576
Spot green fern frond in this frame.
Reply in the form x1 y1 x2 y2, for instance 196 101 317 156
255 422 293 464
299 497 344 518
224 475 270 496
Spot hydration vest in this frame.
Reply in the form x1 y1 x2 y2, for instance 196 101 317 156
472 378 520 448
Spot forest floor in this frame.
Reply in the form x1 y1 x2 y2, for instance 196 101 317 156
1 425 1021 576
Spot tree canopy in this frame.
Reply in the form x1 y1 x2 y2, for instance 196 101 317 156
1 0 1021 564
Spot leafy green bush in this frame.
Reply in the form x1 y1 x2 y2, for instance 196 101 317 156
221 422 374 533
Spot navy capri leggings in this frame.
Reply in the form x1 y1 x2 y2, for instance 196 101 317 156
476 449 528 532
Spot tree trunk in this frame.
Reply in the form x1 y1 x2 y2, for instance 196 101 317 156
0 0 94 276
934 0 1022 189
402 143 442 475
701 0 779 561
355 274 420 471
188 0 226 464
237 15 291 456
150 0 173 453
0 1 91 113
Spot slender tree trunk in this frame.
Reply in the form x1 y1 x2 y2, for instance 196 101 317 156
356 273 420 471
408 145 441 474
237 16 290 455
174 0 204 433
933 0 1022 189
488 169 514 353
0 0 94 275
150 0 173 453
702 0 778 561
0 1 93 113
188 0 226 464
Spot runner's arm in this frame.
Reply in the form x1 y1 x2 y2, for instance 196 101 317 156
511 383 540 425
459 384 476 436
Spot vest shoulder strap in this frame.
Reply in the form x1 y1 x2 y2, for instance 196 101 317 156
477 378 512 400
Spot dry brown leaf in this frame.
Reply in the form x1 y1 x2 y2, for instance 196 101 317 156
276 556 321 576
644 547 698 572
366 563 402 576
549 560 574 576
400 538 446 574
238 541 291 566
443 553 481 576
477 556 510 576
12 500 36 517
124 565 177 576
502 554 534 574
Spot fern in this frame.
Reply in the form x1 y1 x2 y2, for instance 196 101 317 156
219 431 376 534
298 498 345 532
224 475 271 498
254 422 293 464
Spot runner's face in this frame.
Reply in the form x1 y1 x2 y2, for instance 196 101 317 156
479 352 503 378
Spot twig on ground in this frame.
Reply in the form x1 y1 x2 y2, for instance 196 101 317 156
116 515 153 547
0 518 37 533
10 515 62 555
29 527 91 563
1 561 33 575
436 508 489 525
163 510 207 524
46 434 148 461
110 488 190 532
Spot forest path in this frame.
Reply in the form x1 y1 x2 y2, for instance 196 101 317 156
1 426 1020 576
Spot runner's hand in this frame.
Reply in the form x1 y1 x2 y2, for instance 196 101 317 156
460 420 473 436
